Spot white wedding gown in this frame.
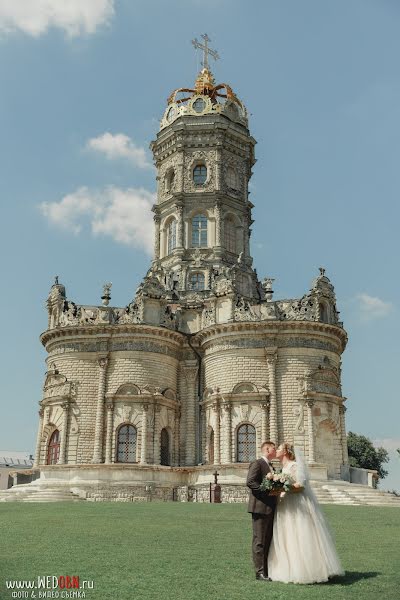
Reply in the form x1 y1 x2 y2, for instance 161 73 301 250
268 460 344 584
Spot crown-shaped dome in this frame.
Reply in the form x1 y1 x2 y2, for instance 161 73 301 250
160 67 248 131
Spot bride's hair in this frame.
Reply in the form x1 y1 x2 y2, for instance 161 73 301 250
281 443 295 460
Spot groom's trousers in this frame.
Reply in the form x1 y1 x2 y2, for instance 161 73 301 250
251 513 274 576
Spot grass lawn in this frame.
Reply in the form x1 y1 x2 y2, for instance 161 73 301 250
0 502 399 600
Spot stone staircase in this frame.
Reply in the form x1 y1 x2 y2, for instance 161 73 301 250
0 483 83 503
311 480 400 507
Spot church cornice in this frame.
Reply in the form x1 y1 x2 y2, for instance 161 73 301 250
193 320 348 353
40 323 186 349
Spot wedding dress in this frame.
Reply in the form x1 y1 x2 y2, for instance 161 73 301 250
267 455 344 584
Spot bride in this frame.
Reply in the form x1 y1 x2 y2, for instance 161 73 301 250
267 443 344 584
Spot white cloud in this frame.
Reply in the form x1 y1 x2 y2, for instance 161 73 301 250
39 186 155 255
0 0 114 38
86 133 153 169
374 438 400 453
356 293 393 320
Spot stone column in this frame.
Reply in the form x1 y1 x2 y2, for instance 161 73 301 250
92 356 109 463
215 203 222 247
174 407 181 466
140 403 149 465
154 215 161 259
201 406 207 464
105 403 114 464
222 403 232 464
33 408 45 467
306 399 316 463
182 363 198 466
213 402 221 464
339 404 348 464
58 401 69 465
153 404 161 465
260 400 270 444
176 205 184 248
266 351 279 444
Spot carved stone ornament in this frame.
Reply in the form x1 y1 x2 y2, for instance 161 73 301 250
234 296 258 322
240 404 250 420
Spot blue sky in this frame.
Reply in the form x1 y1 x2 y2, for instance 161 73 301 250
0 0 399 490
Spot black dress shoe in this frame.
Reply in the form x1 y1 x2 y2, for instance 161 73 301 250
255 574 271 581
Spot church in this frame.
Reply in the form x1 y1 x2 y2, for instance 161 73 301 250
32 37 350 502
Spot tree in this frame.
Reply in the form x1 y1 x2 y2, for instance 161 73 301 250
347 432 389 480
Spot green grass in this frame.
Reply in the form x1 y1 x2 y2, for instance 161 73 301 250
0 503 399 600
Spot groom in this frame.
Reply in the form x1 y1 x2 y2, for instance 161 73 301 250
246 441 277 581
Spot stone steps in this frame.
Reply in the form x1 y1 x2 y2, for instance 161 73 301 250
311 481 400 507
0 485 83 503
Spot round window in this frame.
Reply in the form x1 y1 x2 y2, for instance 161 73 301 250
167 106 176 122
192 98 206 113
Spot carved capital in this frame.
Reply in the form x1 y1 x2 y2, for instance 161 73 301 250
265 351 278 366
260 401 270 411
98 356 109 369
106 403 114 412
212 402 219 413
61 402 69 411
141 403 149 412
222 402 232 412
305 399 315 409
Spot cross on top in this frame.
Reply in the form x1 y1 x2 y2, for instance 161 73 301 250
192 33 219 70
213 470 220 484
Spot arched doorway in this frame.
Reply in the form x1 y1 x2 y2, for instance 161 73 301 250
160 428 170 466
47 429 60 465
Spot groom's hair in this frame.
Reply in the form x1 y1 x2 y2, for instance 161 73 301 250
261 441 275 450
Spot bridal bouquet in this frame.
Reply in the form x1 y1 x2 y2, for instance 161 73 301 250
260 471 302 496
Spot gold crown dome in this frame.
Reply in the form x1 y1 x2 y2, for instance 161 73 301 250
160 35 248 131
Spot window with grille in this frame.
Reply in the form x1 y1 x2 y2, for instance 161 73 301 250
190 272 205 291
237 424 256 462
192 214 207 247
167 219 177 254
193 164 207 185
47 429 60 465
224 217 236 253
160 428 170 465
117 424 137 463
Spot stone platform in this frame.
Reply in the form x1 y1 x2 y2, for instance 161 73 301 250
1 464 399 506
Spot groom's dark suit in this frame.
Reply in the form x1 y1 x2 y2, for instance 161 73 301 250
246 457 277 577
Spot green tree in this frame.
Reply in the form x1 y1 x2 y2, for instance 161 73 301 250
347 432 389 480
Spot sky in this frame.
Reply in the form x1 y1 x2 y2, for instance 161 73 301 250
0 0 399 490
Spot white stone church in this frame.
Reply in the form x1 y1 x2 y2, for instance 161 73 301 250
13 39 392 505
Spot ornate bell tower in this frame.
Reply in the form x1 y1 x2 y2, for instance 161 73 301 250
149 35 260 301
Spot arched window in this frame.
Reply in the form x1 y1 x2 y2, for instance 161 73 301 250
319 303 329 323
192 214 207 247
226 167 237 189
190 272 205 291
165 169 175 192
160 428 170 466
237 424 256 463
47 429 60 465
116 424 137 463
208 429 215 464
167 219 177 254
224 216 236 253
193 164 207 185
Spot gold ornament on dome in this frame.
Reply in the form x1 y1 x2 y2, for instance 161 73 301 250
161 34 247 130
